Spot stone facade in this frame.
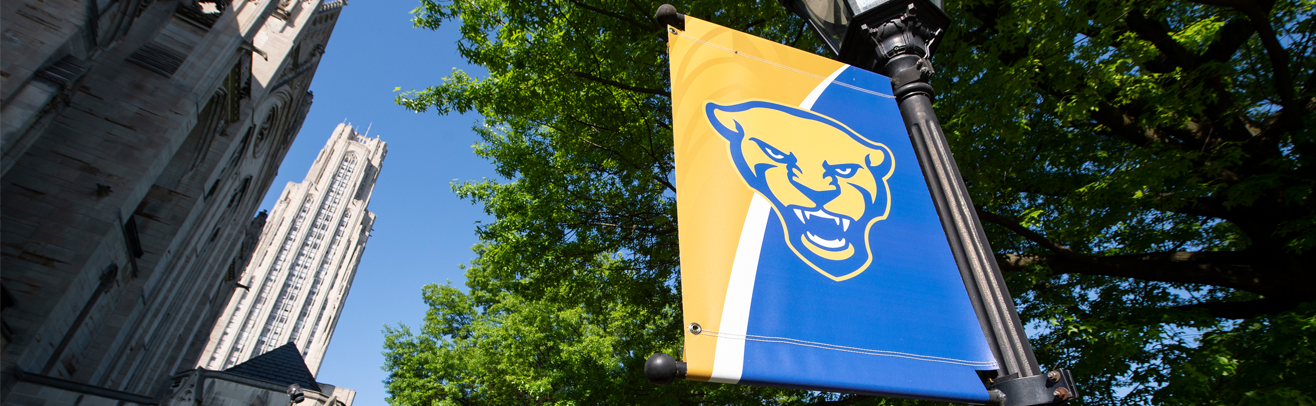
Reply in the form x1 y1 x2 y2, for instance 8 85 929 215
199 123 383 375
157 370 355 406
162 343 355 406
5 343 356 406
1 0 346 401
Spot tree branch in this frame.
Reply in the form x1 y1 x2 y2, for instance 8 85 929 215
565 0 652 32
1247 10 1298 112
654 174 676 194
1086 99 1168 146
1172 298 1298 319
1187 0 1296 109
1150 194 1233 220
1122 10 1254 145
580 221 675 235
570 71 671 97
997 251 1285 299
787 21 808 47
1181 0 1271 16
1125 11 1199 70
975 207 1075 256
1200 17 1255 63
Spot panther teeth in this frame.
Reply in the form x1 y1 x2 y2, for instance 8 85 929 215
806 232 846 249
794 209 852 232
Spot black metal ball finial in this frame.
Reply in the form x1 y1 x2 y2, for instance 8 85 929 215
655 4 685 30
644 352 685 386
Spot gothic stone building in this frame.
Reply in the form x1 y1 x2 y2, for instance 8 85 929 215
162 343 356 406
1 0 346 402
200 123 384 375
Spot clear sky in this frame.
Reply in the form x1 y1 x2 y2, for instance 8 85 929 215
255 1 491 405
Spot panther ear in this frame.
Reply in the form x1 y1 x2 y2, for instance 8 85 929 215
868 148 889 167
704 103 745 142
865 145 894 178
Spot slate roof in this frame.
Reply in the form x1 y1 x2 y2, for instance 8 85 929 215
224 342 321 392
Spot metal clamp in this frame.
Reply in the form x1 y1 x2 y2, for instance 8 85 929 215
987 369 1078 406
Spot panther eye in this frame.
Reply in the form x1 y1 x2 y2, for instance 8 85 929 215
824 162 863 179
750 138 793 164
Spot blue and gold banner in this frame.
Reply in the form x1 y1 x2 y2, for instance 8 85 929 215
669 17 997 403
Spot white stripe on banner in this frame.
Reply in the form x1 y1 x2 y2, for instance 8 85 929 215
708 194 772 384
800 66 847 110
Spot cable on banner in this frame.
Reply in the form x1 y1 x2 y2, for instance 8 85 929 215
693 327 1000 368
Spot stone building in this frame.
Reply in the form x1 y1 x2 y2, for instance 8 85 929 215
199 123 384 375
1 0 346 402
10 343 355 406
161 343 355 406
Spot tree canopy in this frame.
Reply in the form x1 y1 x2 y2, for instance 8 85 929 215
383 0 1315 405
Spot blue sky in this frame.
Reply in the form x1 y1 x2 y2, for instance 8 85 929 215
255 1 490 405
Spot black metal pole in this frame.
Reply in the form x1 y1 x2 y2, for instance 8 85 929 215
887 57 1042 377
865 5 1038 379
861 3 1076 404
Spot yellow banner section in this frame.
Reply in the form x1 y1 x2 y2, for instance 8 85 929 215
668 17 845 381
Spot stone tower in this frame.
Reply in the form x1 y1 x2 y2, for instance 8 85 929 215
1 0 346 401
200 123 385 375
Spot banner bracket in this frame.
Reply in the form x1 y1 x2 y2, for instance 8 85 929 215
987 369 1077 406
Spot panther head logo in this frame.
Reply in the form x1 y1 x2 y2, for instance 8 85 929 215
706 100 894 281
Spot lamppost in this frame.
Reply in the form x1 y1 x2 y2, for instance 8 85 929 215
653 1 1077 404
777 0 1076 404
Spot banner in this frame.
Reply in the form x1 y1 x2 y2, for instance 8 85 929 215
669 17 997 403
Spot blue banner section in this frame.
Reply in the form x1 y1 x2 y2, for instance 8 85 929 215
737 67 995 403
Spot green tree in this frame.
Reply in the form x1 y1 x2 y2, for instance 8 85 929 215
383 0 1315 404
